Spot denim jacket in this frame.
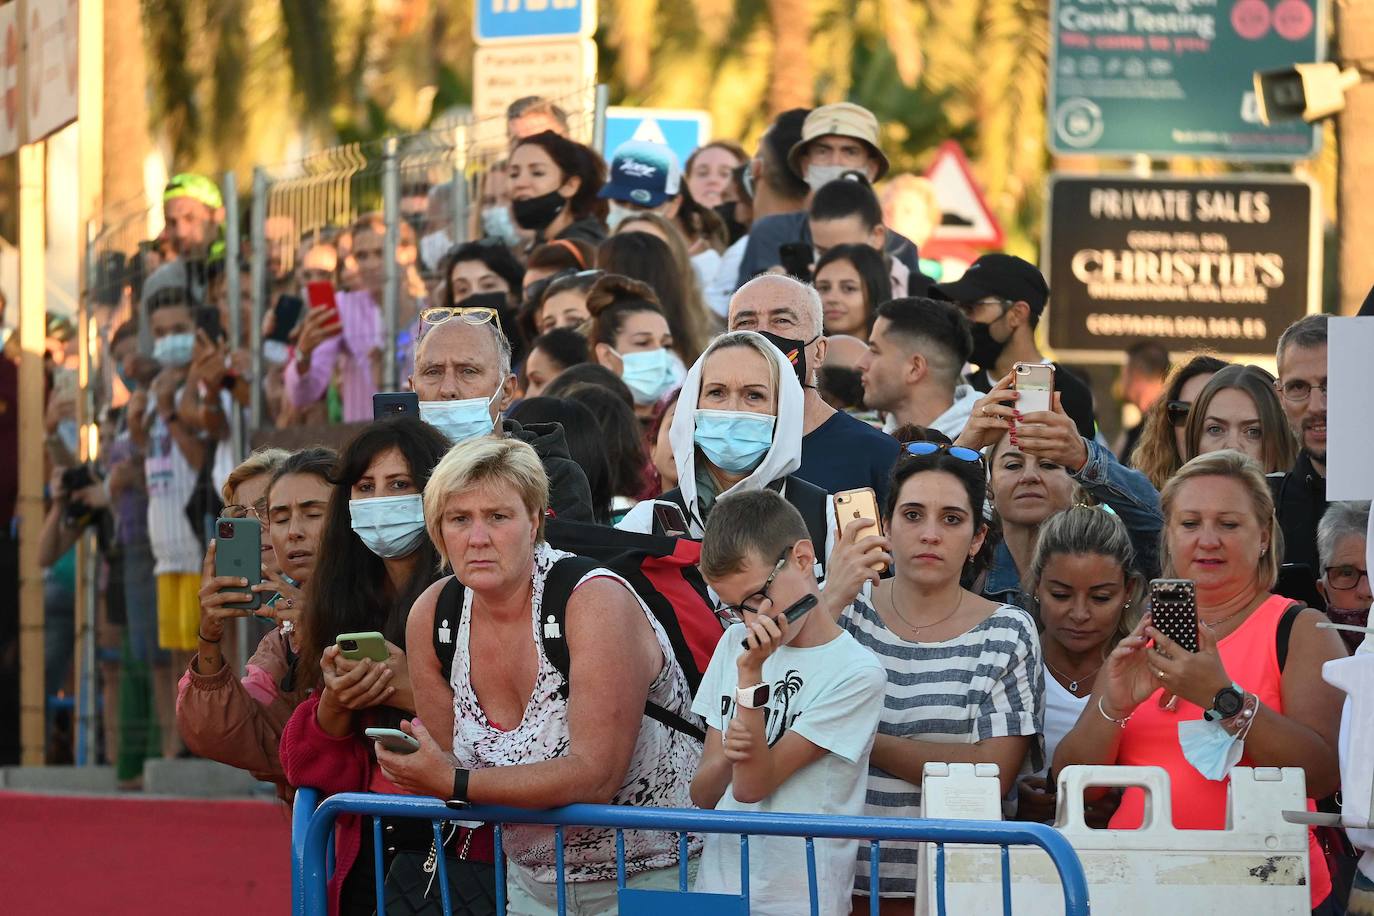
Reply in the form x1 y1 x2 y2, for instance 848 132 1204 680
982 437 1163 608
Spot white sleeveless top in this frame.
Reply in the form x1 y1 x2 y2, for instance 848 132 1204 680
449 542 702 883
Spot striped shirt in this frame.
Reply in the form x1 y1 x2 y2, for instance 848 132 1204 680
284 289 383 423
838 596 1045 897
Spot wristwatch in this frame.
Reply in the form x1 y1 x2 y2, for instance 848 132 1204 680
1204 683 1245 722
736 682 770 709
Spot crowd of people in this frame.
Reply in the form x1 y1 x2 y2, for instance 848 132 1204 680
9 94 1371 916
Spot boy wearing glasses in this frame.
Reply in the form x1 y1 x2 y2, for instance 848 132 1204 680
691 489 886 915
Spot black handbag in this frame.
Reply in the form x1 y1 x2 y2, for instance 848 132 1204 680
379 824 498 916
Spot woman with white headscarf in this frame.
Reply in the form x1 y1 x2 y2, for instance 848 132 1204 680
654 330 836 573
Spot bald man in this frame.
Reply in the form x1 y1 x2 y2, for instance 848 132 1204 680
410 317 593 522
728 275 900 502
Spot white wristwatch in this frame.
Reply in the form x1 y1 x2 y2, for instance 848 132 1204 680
736 682 770 709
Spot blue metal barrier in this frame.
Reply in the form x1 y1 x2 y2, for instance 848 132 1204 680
296 792 1090 916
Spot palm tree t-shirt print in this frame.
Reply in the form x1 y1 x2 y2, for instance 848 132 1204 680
720 669 808 746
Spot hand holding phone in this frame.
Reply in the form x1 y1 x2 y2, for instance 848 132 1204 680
833 489 886 573
1013 362 1054 415
365 727 420 755
1149 578 1198 652
213 518 263 610
778 242 814 283
337 631 390 662
740 594 818 649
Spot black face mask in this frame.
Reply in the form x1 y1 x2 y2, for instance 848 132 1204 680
968 320 1009 373
512 190 566 232
759 330 819 389
713 202 747 246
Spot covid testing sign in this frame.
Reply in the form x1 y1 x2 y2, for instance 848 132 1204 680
1044 175 1319 360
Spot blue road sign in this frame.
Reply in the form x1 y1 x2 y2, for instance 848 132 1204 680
474 0 595 43
603 107 713 170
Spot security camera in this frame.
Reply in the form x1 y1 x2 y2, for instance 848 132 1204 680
1253 63 1363 124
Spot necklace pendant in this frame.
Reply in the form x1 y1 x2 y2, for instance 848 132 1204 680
1069 679 1079 692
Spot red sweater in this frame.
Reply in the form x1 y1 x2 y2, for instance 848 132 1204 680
280 696 494 916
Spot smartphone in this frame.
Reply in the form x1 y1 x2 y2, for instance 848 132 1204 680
778 242 814 283
267 295 304 344
195 305 226 343
740 594 819 649
364 727 420 755
214 517 263 610
1149 578 1198 653
305 280 341 326
373 391 420 420
652 502 689 538
834 488 885 572
1014 362 1054 414
337 631 389 662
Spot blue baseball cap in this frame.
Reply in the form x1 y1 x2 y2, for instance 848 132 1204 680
598 140 682 208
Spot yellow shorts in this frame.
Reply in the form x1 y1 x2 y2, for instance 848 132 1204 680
156 572 201 651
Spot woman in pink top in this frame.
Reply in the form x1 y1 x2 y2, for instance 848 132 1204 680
1054 449 1348 913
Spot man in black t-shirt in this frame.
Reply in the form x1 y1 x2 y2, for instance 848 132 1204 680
930 254 1097 439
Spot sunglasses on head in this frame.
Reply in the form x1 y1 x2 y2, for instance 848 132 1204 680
1165 400 1191 427
420 306 498 327
903 441 984 464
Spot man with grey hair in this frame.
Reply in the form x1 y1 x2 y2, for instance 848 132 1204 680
410 316 593 521
1270 313 1329 575
1316 501 1370 655
728 274 900 501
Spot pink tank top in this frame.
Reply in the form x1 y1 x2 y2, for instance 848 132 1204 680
1109 593 1331 906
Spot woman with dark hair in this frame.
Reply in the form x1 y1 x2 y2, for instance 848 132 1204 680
523 326 589 398
438 240 528 359
542 363 635 408
1183 363 1297 474
1130 353 1228 491
508 396 614 524
584 274 683 419
612 212 718 333
597 232 710 366
280 417 469 916
834 443 1042 912
534 268 601 334
508 131 608 248
814 243 892 342
560 382 652 510
522 239 595 294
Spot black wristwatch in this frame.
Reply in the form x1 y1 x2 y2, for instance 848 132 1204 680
1205 683 1244 722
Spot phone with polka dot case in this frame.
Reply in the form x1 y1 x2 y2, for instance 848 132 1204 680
1149 578 1198 653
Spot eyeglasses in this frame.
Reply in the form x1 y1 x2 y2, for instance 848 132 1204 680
1275 379 1328 404
1165 400 1192 428
420 306 498 327
222 500 267 523
1324 565 1369 590
904 441 984 465
715 548 791 625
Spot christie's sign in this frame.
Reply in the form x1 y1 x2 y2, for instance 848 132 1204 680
1044 175 1319 360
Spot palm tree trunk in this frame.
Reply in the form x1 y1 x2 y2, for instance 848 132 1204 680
104 0 152 209
767 0 814 114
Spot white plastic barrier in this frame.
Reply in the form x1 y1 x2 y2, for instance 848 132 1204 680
917 763 1310 915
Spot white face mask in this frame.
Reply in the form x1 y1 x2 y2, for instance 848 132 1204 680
418 387 502 443
419 230 452 273
804 163 850 193
606 202 639 231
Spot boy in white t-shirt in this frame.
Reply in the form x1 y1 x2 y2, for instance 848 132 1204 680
690 489 886 916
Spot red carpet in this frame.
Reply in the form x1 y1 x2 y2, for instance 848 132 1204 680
0 791 292 914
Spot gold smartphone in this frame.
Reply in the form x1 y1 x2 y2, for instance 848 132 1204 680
833 487 886 572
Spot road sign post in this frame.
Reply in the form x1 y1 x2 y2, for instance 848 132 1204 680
603 107 711 166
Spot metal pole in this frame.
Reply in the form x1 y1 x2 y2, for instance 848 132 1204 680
222 170 249 674
592 84 610 155
450 123 468 246
249 168 268 431
76 232 97 767
382 137 400 392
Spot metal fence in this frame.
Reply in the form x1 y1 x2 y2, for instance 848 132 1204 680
293 791 1092 916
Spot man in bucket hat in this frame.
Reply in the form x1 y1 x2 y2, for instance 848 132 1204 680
736 103 924 288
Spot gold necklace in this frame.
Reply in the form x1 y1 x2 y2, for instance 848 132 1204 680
886 581 964 638
1043 657 1103 695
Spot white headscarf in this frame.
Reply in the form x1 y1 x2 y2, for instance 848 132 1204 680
668 331 806 537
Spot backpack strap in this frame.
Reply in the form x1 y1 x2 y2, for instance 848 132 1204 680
540 556 706 742
780 477 829 573
1276 601 1305 673
432 578 466 687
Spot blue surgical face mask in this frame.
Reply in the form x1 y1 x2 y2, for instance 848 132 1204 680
616 347 682 405
481 206 522 248
419 388 501 443
1177 718 1244 781
693 408 775 473
348 493 428 559
152 332 195 368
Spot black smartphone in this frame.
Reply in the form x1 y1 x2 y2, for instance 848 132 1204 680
652 502 689 538
373 392 420 420
1149 578 1198 652
268 295 304 344
740 594 818 648
195 305 226 343
778 242 814 283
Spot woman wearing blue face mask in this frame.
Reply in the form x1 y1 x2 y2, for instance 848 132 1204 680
586 274 684 420
656 331 836 571
280 417 481 914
